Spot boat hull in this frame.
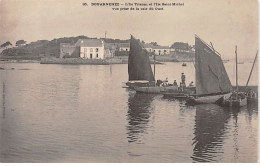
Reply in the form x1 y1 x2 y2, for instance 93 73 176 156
222 98 247 107
247 97 258 104
187 93 232 104
125 80 151 89
135 86 178 94
163 92 189 99
163 87 195 99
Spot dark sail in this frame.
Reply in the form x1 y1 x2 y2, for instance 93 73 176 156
195 36 232 96
128 35 155 82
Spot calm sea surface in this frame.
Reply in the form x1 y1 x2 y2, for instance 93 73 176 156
0 62 258 162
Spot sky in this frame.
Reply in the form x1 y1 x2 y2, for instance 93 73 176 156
0 0 258 60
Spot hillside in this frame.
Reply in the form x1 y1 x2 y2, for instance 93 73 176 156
0 36 129 60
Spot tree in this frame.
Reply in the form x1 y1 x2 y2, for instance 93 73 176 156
150 42 158 46
171 42 189 51
0 41 12 50
16 40 26 47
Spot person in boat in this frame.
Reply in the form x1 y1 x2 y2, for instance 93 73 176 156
181 73 186 87
248 90 257 98
248 89 253 98
173 80 178 86
156 80 163 86
163 77 169 86
189 81 194 87
179 82 184 91
246 89 256 98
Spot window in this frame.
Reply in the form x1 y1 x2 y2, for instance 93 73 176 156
96 54 98 58
96 48 99 52
90 53 92 59
90 48 93 52
164 50 166 53
126 49 128 51
84 48 87 52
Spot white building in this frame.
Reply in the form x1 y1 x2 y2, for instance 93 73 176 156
75 39 105 59
143 43 154 53
118 43 130 51
152 46 171 55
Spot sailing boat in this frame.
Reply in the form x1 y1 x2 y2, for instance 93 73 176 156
125 35 155 89
187 35 232 104
222 46 247 107
129 36 177 94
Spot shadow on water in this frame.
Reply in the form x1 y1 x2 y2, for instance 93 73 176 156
191 103 258 162
126 92 155 143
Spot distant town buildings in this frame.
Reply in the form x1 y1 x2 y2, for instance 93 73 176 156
60 43 78 58
143 43 171 55
143 43 153 53
60 39 106 59
118 43 130 51
152 46 171 55
60 39 193 59
76 39 105 59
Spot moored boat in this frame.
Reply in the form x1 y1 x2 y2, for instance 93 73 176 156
222 92 247 107
162 86 195 99
128 35 175 94
125 35 155 89
187 35 233 104
222 46 253 107
125 80 150 89
135 85 178 94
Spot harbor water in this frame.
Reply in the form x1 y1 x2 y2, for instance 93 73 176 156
0 62 258 162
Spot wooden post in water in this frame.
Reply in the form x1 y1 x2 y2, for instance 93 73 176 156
246 50 258 87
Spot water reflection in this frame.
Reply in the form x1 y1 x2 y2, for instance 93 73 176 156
126 92 154 143
191 104 257 162
246 103 258 123
191 104 231 162
2 82 5 119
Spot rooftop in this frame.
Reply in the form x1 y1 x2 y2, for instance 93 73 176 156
152 45 170 49
117 43 130 48
75 39 104 47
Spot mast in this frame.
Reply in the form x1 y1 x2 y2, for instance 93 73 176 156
246 50 258 87
154 53 156 82
235 46 238 93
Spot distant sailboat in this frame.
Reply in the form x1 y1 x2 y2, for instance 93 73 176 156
187 35 232 104
125 35 155 88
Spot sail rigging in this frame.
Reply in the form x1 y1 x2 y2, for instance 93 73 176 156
128 35 155 82
195 36 232 96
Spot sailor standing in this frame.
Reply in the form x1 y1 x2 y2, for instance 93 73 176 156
181 73 186 87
